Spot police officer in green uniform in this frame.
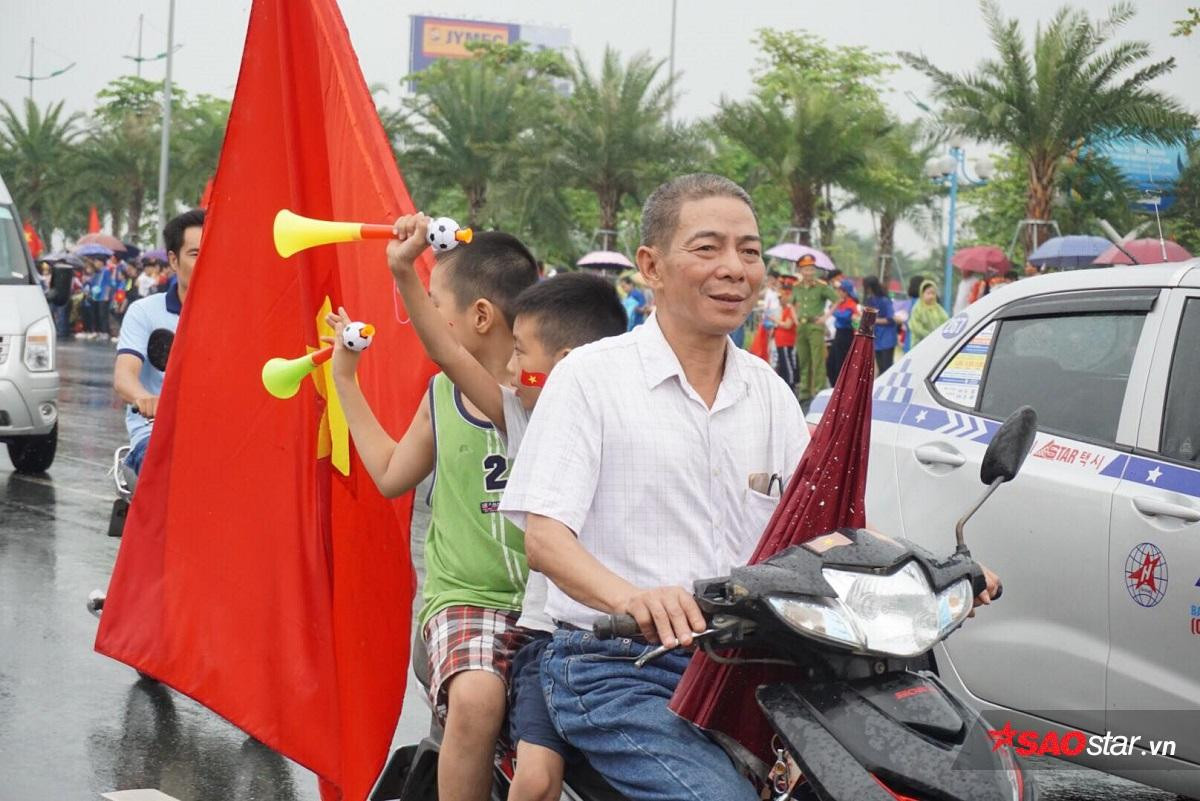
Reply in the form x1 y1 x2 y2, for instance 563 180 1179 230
789 254 839 402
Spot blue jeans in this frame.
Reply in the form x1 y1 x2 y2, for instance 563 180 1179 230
540 630 757 801
125 436 149 475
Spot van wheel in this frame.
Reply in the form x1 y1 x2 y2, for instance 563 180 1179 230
7 423 58 474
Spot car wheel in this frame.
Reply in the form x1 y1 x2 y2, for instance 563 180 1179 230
7 423 58 474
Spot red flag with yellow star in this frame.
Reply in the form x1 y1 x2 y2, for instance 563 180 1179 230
94 1 435 798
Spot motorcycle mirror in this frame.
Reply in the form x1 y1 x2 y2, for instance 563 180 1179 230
980 406 1038 485
147 328 175 372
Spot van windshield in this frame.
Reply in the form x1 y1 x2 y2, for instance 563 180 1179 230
0 205 34 285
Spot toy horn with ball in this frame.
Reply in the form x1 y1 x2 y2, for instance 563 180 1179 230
262 346 334 399
261 322 376 399
273 209 472 259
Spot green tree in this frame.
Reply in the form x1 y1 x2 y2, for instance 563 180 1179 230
850 121 941 279
958 147 1139 260
173 93 230 209
901 1 1196 251
0 98 81 241
716 30 894 247
1163 143 1200 252
399 42 567 227
1173 8 1199 36
715 80 889 246
551 47 684 247
79 76 175 240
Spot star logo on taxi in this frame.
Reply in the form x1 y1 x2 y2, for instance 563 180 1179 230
1128 551 1161 594
1146 466 1162 484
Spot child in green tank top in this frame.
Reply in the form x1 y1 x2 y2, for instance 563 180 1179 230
329 223 538 801
347 213 628 801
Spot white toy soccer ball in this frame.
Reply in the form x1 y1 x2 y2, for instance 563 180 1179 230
341 321 375 351
426 217 472 252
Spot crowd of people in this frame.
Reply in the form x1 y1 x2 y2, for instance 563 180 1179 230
737 258 1039 406
35 248 176 341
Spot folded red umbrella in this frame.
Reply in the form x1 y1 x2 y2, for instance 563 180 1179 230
952 245 1009 274
669 309 878 769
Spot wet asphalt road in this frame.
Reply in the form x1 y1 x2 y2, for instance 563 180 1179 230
0 340 1181 801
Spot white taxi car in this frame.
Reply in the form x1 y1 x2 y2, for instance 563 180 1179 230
807 262 1200 798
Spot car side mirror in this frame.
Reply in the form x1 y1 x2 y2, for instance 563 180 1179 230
981 406 1038 485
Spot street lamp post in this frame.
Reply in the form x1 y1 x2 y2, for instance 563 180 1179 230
926 140 993 313
156 0 177 249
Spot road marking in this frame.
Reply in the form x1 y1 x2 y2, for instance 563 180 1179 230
53 451 113 469
10 472 113 501
102 791 183 801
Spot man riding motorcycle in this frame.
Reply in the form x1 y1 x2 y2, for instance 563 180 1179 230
112 209 204 474
498 174 1002 801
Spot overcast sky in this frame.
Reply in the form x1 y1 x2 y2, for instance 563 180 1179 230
3 0 1196 256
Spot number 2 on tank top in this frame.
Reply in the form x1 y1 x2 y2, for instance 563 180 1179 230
483 454 509 492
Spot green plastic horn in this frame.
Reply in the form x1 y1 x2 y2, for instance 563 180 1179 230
261 345 333 399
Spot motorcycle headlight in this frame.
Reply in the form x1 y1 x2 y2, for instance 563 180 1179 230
23 316 54 372
767 561 974 658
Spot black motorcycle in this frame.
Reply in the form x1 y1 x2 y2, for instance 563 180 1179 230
373 406 1039 801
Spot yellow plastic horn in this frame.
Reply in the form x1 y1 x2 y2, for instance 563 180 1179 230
261 345 333 399
273 209 396 259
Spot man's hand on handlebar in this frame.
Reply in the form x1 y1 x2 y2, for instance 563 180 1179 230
969 563 1003 617
617 586 707 648
133 395 159 419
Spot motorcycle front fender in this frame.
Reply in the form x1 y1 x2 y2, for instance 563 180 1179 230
758 672 1032 801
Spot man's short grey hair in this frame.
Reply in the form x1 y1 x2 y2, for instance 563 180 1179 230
639 173 756 249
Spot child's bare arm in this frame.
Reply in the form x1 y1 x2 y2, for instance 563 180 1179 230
387 214 506 432
327 310 434 497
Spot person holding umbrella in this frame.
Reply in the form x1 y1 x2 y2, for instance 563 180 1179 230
790 254 838 403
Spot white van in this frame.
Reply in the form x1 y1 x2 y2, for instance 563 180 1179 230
0 174 59 473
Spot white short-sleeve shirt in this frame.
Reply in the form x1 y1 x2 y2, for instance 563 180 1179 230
499 313 810 630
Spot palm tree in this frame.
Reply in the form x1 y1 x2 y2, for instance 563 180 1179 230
850 121 941 279
0 99 81 240
901 1 1196 250
552 48 683 248
400 57 541 227
716 80 889 246
172 94 230 209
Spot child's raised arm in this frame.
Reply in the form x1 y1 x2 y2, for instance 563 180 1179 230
386 213 507 433
326 309 434 497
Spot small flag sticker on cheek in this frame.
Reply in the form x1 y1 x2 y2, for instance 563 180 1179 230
520 370 548 387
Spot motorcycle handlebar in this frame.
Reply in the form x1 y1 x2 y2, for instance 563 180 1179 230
593 613 641 639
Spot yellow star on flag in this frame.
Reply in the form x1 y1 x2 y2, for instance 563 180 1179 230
311 297 351 476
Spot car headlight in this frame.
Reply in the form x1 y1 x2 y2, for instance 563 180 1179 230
767 561 974 657
23 316 54 372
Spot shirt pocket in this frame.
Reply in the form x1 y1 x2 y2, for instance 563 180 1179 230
737 487 781 562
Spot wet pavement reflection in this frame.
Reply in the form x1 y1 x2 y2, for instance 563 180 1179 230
0 340 1181 800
